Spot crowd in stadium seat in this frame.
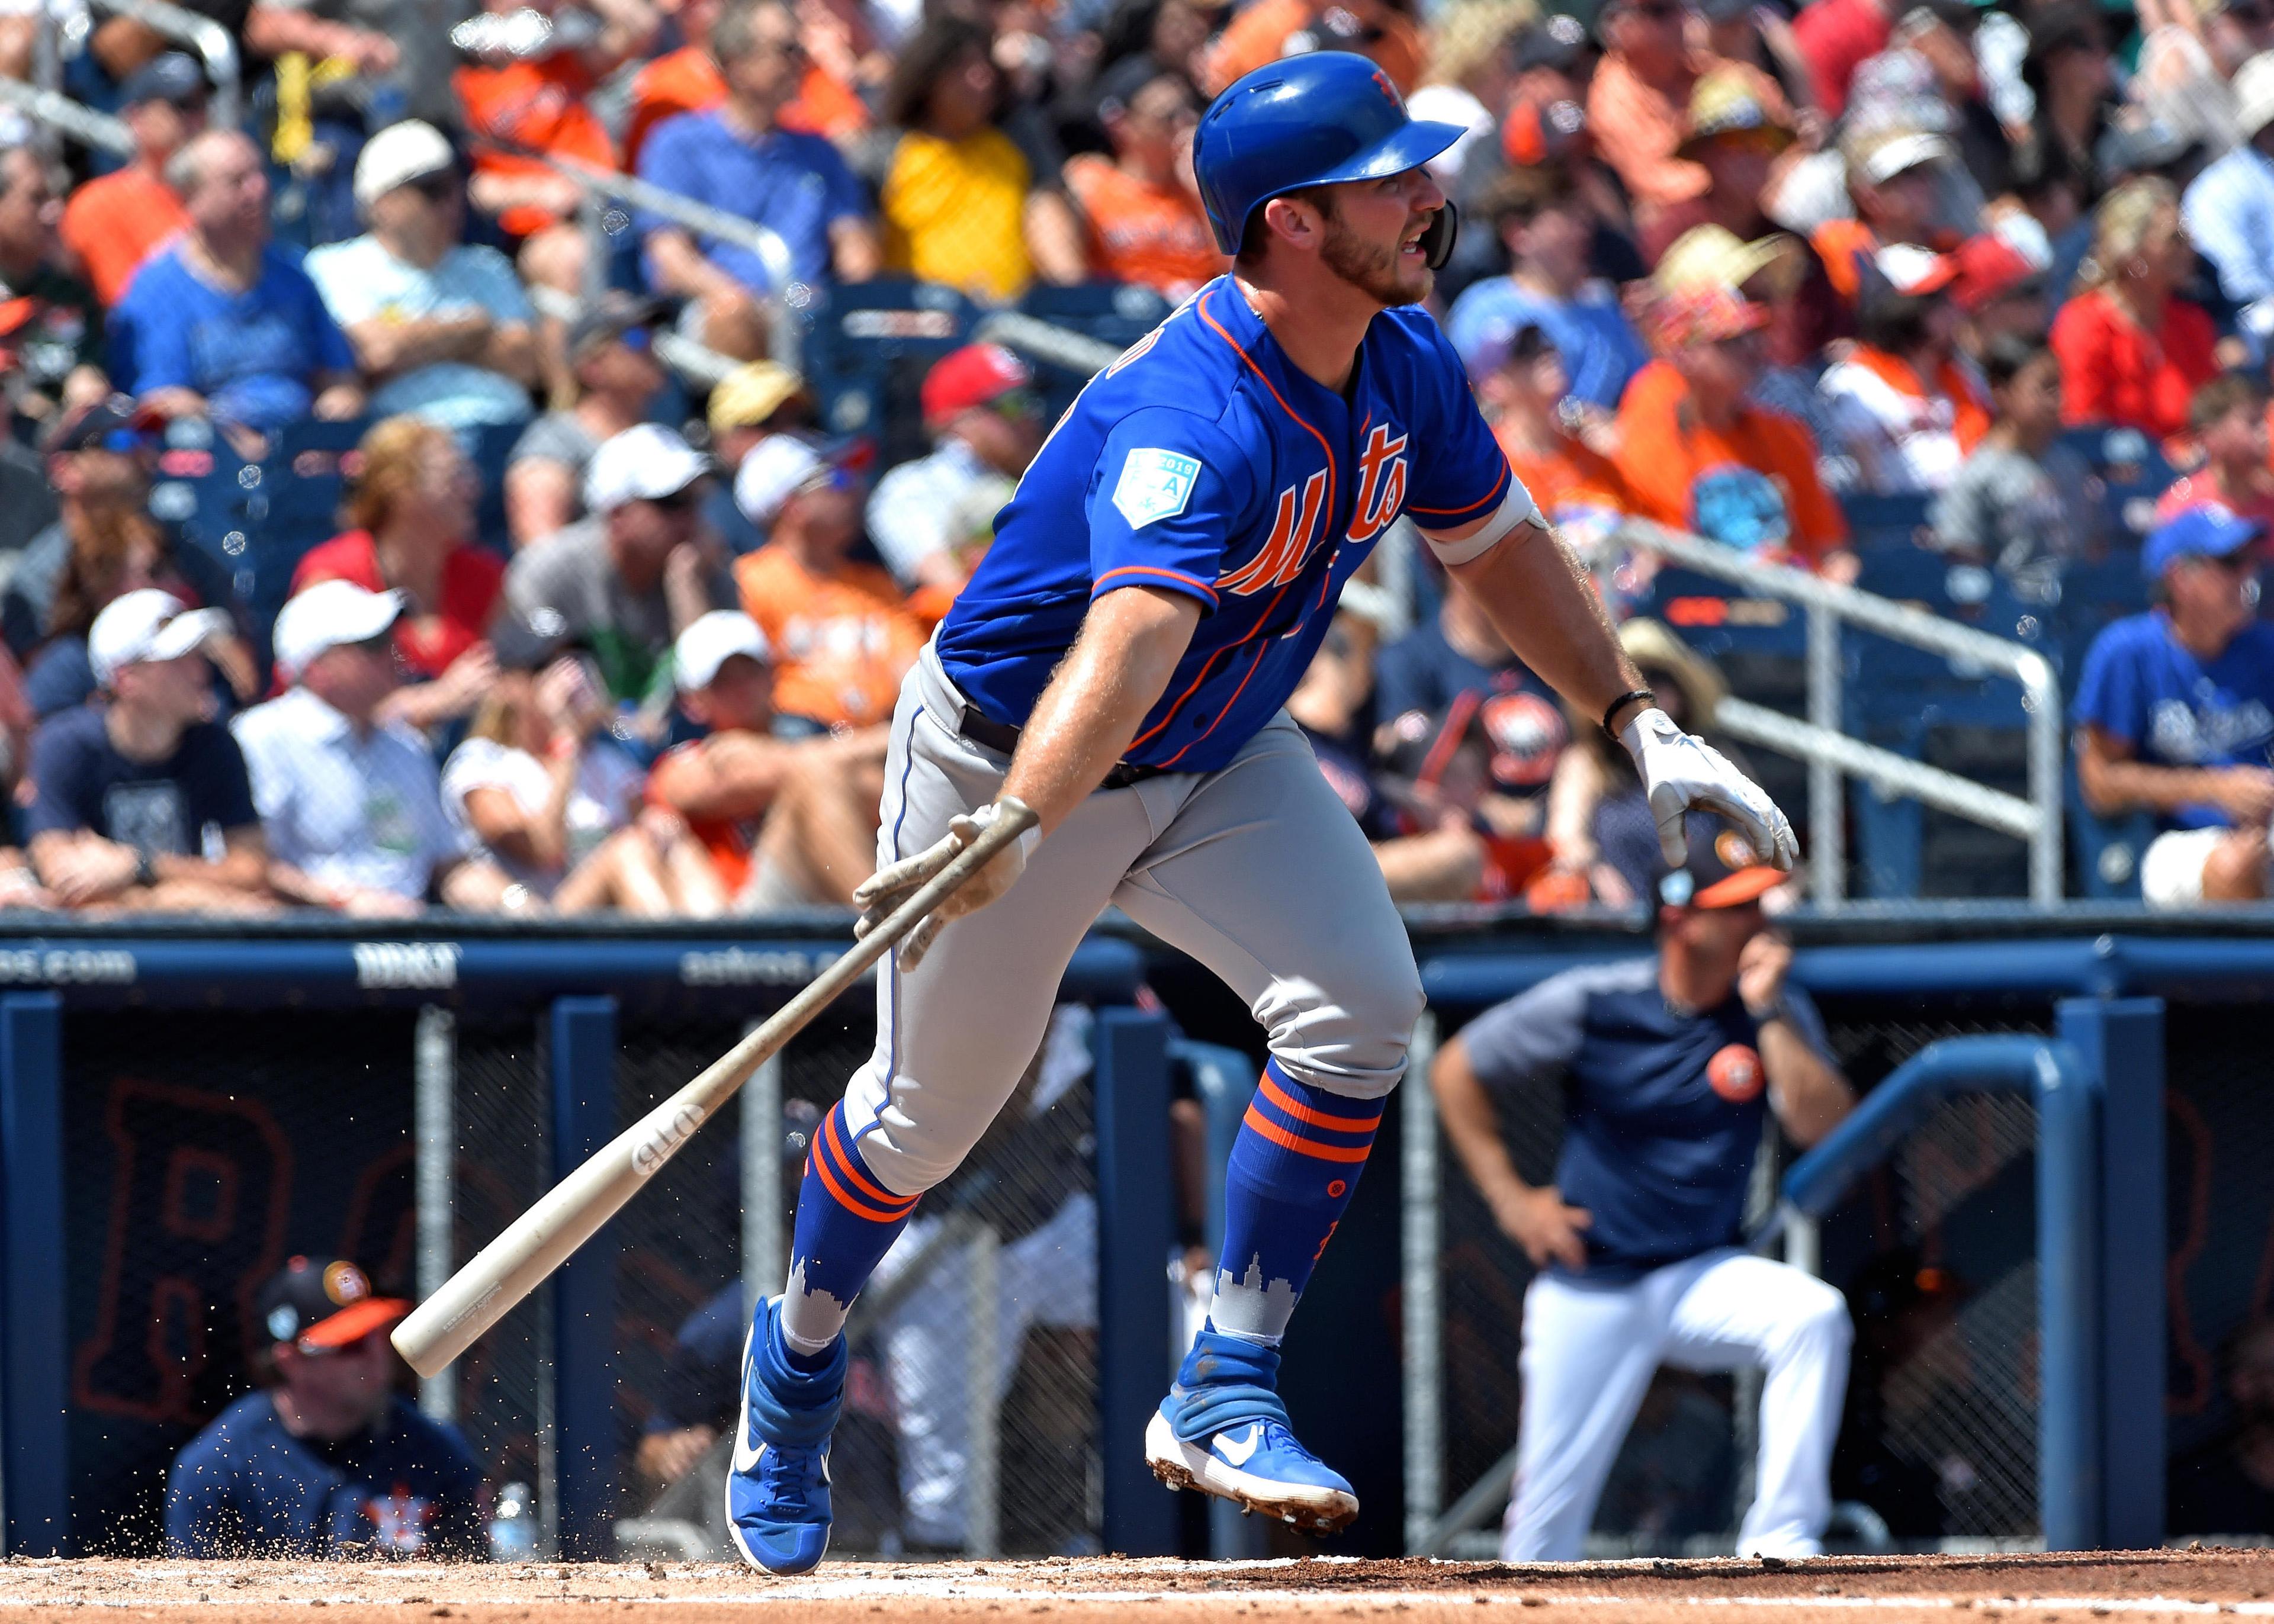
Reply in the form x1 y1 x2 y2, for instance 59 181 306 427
4 0 2274 912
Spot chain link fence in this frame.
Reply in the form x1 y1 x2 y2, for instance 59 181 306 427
1425 994 2057 1557
45 983 1109 1560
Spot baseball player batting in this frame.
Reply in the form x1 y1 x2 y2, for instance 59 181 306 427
726 50 1798 1575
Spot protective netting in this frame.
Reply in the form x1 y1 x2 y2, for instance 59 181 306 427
1431 997 2055 1554
49 989 1103 1560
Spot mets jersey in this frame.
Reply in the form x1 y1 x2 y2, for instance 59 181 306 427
933 276 1517 774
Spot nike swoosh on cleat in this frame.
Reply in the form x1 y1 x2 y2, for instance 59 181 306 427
1215 1424 1261 1467
733 1340 765 1474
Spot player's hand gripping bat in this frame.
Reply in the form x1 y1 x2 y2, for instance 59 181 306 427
390 797 1040 1379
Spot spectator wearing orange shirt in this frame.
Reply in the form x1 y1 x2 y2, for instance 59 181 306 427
1817 265 1993 494
2051 176 2220 441
1199 0 1425 98
1064 59 1222 300
1585 0 1788 217
1810 127 1955 307
622 0 872 169
647 609 887 908
731 437 923 732
60 54 200 308
1614 283 1854 575
1476 321 1634 531
453 0 657 293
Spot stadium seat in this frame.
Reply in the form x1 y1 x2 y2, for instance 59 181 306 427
1840 490 1934 552
796 279 977 471
467 419 525 557
1013 283 1171 424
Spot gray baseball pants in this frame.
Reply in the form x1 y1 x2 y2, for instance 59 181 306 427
840 640 1423 1199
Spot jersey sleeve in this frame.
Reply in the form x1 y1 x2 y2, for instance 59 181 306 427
1403 317 1518 535
1459 969 1590 1095
1084 407 1258 612
2071 623 2144 745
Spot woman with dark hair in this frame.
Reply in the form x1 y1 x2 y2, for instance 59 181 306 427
878 15 1084 300
293 417 508 732
1816 271 1991 493
0 406 253 719
2021 3 2115 198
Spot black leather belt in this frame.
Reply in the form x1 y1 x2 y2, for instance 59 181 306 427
958 702 1166 790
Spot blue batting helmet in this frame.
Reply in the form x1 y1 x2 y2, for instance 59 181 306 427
1194 52 1466 257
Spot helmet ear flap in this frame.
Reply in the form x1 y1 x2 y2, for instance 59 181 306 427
1419 201 1459 271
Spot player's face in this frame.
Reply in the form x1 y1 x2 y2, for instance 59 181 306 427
1317 166 1447 308
278 1331 396 1438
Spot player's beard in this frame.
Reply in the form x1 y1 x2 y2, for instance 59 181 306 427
1319 205 1433 308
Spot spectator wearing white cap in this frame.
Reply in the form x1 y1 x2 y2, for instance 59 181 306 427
733 435 924 732
23 589 271 912
647 609 888 909
304 121 538 432
230 581 513 915
505 424 735 712
440 651 725 915
2183 53 2274 350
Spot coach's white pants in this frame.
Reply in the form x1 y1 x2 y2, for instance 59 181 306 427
840 642 1424 1199
1503 1251 1851 1562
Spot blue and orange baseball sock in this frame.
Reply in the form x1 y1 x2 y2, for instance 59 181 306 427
776 1102 920 1368
1202 1058 1384 1350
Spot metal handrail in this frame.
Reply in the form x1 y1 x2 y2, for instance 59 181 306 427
84 0 240 127
526 283 735 390
0 79 133 157
1616 519 2066 907
539 155 801 369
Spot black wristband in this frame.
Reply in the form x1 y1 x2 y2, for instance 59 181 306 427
1602 689 1658 741
134 848 156 888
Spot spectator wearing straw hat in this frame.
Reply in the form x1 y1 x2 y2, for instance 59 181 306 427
704 359 814 554
2182 53 2274 349
23 588 269 912
866 343 1043 606
304 120 538 433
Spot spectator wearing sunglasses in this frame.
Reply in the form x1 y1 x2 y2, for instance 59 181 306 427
735 436 924 732
305 121 538 434
638 0 878 362
1586 0 1790 219
166 1256 485 1558
506 425 736 710
866 344 1045 615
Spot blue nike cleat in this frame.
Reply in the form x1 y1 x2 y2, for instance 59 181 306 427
724 1298 846 1575
1144 1324 1358 1533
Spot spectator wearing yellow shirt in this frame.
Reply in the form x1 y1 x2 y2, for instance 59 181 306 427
878 18 1084 303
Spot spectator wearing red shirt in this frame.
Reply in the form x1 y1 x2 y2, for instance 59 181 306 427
2051 176 2219 440
1790 0 1890 116
292 417 504 732
1063 59 1222 300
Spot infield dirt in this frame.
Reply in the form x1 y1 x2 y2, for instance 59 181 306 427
5 1549 2274 1623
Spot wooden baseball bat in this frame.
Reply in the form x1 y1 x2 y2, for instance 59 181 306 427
391 798 1040 1379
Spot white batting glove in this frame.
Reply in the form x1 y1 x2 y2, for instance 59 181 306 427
852 800 1042 970
1618 707 1799 872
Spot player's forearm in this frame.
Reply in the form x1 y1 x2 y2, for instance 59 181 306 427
999 586 1200 835
1761 1024 1853 1149
1450 525 1640 726
1428 1040 1533 1206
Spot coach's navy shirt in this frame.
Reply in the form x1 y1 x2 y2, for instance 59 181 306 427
1461 957 1833 1283
165 1393 486 1559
